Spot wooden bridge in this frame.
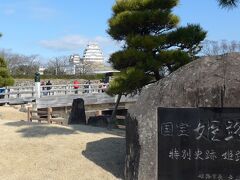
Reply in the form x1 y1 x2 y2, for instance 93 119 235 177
0 83 137 111
0 83 108 104
0 83 108 103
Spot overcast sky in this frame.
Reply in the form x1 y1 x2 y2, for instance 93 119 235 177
0 0 240 62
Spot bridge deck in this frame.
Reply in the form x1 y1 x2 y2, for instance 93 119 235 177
36 93 137 109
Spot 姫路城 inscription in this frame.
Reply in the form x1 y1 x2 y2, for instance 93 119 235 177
158 107 240 180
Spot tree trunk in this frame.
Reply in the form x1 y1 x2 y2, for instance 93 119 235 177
154 70 161 81
108 93 122 129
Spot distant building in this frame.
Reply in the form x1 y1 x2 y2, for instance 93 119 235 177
63 42 119 75
63 54 80 75
64 64 76 75
83 43 104 63
69 54 81 65
39 67 46 75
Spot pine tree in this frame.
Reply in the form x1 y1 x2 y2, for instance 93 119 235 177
107 0 206 95
0 55 14 87
217 0 239 8
0 33 14 87
106 0 206 124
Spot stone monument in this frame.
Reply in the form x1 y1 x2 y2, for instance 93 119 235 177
68 98 86 124
125 53 240 180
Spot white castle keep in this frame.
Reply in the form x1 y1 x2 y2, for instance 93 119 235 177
64 42 117 75
83 43 104 63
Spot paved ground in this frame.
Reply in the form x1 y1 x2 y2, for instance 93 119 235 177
0 106 125 180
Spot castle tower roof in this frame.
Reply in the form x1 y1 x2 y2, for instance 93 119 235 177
83 43 104 63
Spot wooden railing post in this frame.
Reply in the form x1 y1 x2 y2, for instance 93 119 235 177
28 107 32 122
7 87 10 99
47 107 52 123
17 88 20 98
65 85 67 95
32 86 34 97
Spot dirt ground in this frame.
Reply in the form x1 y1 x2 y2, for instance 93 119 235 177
0 105 125 180
0 105 27 120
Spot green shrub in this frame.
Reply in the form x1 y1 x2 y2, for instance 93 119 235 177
0 56 14 87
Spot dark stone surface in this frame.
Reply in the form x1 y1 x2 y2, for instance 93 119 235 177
87 115 109 127
68 98 86 124
88 115 126 128
126 53 240 180
125 114 140 180
102 109 128 116
158 107 240 180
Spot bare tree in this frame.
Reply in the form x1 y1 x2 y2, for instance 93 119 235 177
0 49 40 75
201 40 240 56
78 61 96 75
44 56 69 75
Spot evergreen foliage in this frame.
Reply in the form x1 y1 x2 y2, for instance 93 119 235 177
107 0 206 96
0 56 14 87
217 0 239 8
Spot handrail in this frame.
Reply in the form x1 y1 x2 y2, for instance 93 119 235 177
0 83 110 99
7 86 34 89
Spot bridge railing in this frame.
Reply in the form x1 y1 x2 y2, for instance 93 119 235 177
0 86 35 99
0 83 109 100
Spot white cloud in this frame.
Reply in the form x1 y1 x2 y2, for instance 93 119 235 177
39 35 89 51
39 34 123 62
39 35 121 52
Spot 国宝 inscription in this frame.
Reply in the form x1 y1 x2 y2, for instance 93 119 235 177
158 107 240 180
